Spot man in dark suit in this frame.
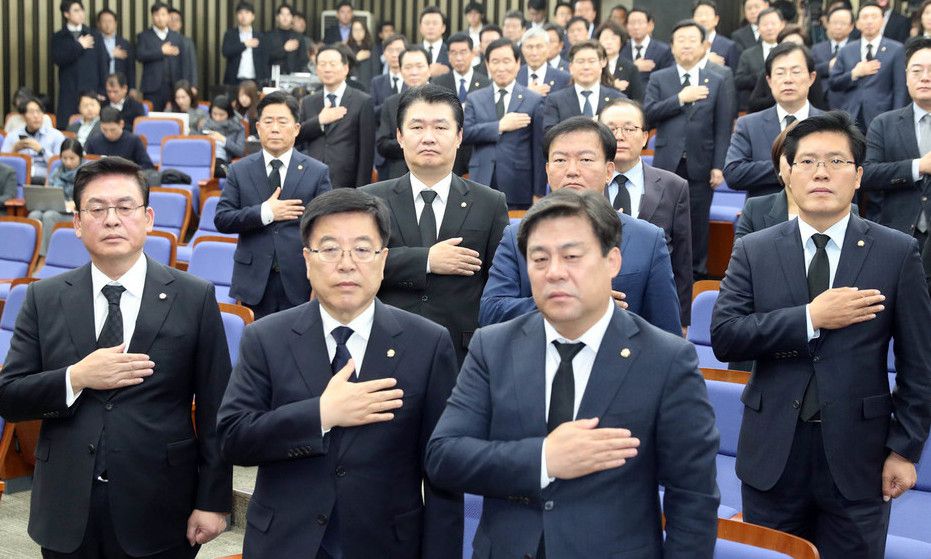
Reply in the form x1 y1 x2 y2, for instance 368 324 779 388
53 1 108 129
694 0 741 69
863 37 931 285
811 5 855 105
376 47 431 180
712 111 931 559
622 8 674 84
136 2 188 112
167 9 198 91
726 43 823 198
645 20 736 280
221 1 267 86
431 32 490 176
323 0 354 45
217 188 461 558
420 6 451 78
732 0 770 52
544 22 570 72
0 156 232 557
370 33 407 121
96 8 134 92
543 40 625 132
880 0 911 43
363 84 509 364
735 8 785 111
829 2 906 132
215 92 332 319
428 187 718 557
600 99 692 333
463 38 546 209
519 27 572 96
103 72 146 133
265 4 309 75
480 116 682 335
298 45 375 189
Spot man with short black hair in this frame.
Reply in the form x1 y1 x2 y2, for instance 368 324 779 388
376 46 432 179
473 24 502 75
324 0 354 44
622 8 674 83
609 4 628 27
544 22 570 71
369 33 407 120
266 4 309 75
84 106 153 169
53 0 108 129
420 6 450 77
574 0 598 37
103 72 145 132
503 10 527 43
95 8 135 90
167 8 198 90
732 0 771 52
1 97 66 184
136 2 188 111
543 40 625 132
527 0 547 29
693 0 741 69
222 1 268 85
736 7 785 111
812 5 855 88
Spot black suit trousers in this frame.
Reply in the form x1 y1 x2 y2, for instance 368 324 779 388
677 158 712 279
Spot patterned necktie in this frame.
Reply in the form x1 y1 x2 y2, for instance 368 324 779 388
832 43 839 57
458 78 467 102
97 285 126 348
419 190 438 247
866 43 874 62
581 90 593 117
548 342 585 433
330 326 354 375
496 88 507 120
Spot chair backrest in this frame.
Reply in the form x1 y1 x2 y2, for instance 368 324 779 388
692 279 721 302
35 224 91 278
149 186 192 242
219 303 254 368
0 217 41 279
188 195 237 245
702 369 749 457
717 517 819 559
687 290 719 346
144 230 178 267
134 117 184 164
160 135 216 184
0 153 32 186
188 237 237 303
1 279 37 365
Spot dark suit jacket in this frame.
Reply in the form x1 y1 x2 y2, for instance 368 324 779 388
103 34 135 90
135 28 188 97
431 71 491 175
217 299 462 558
298 86 375 189
516 65 571 93
479 214 682 335
179 35 198 86
322 24 347 45
620 38 674 83
265 28 309 74
361 174 509 362
724 106 825 198
609 56 645 102
710 33 741 69
542 85 626 132
214 150 332 306
0 258 232 555
644 66 736 181
733 190 859 240
747 71 828 114
863 104 931 234
370 73 402 122
52 26 108 128
107 96 147 133
425 42 450 68
711 215 931 500
829 38 907 127
811 40 837 83
375 93 408 180
735 44 766 110
66 119 101 142
221 27 268 85
426 307 719 557
731 25 759 52
883 11 911 44
462 84 546 205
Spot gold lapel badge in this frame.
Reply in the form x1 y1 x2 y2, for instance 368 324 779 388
620 348 631 358
857 240 865 247
387 349 396 358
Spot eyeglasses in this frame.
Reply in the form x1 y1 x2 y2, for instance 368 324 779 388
791 158 856 172
608 125 643 137
908 66 931 78
307 245 384 263
80 204 145 220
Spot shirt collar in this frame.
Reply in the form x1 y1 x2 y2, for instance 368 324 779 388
707 31 717 44
613 158 644 185
676 64 700 81
544 300 615 348
324 80 348 98
410 172 453 204
153 26 169 40
424 38 444 51
67 23 83 32
453 68 474 84
549 54 563 67
263 148 293 169
797 212 851 250
494 80 517 97
863 35 882 51
633 35 651 50
776 101 810 123
319 299 376 342
832 38 848 49
527 63 548 78
574 82 600 97
90 252 147 300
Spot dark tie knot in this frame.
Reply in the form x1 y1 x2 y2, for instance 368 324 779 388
530 73 538 81
614 174 628 187
421 189 438 204
332 326 354 346
101 284 126 307
498 88 508 96
784 115 797 126
553 341 585 362
326 93 337 106
812 233 830 250
581 90 593 98
270 159 283 171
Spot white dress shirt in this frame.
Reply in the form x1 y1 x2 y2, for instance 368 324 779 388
751 24 760 42
911 103 931 181
259 148 294 225
323 80 348 107
526 64 548 85
830 38 849 55
452 69 475 94
67 23 83 33
860 36 882 62
549 54 564 69
153 26 169 41
676 63 700 85
237 26 257 80
776 101 811 130
608 160 645 217
762 42 778 63
574 83 601 115
540 300 615 487
607 55 620 77
631 35 651 59
423 39 444 63
799 213 850 340
388 71 403 95
65 254 148 405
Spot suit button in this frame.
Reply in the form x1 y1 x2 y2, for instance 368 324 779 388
543 500 554 511
88 444 96 454
421 295 428 302
316 514 328 525
104 403 113 411
792 400 800 409
813 356 821 362
336 466 346 477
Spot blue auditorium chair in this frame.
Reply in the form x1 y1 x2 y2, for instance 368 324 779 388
186 237 237 304
34 225 90 278
219 303 253 368
687 289 728 369
0 216 40 299
133 116 183 166
159 135 215 209
0 280 35 365
176 194 236 264
143 230 177 268
148 186 192 242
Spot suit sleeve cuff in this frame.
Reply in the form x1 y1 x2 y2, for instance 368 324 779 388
913 159 922 182
805 304 820 341
65 366 83 407
260 201 274 225
540 440 554 489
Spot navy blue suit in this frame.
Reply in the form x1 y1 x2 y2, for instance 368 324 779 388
516 65 571 93
724 106 825 198
217 300 462 558
52 26 108 129
541 85 626 132
731 25 758 53
462 84 546 207
479 214 682 335
829 38 906 129
621 38 674 84
214 150 331 309
135 28 189 111
709 33 741 69
370 73 402 122
426 307 719 558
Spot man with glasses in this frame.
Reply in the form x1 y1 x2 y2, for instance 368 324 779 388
0 156 232 557
215 91 332 319
712 111 931 558
218 188 462 557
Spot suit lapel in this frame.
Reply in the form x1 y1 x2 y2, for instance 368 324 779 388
513 316 549 437
438 176 473 240
576 310 638 419
832 215 873 289
281 152 309 200
249 154 270 199
338 300 403 459
507 84 527 113
637 164 661 221
388 175 422 246
898 105 921 158
60 265 97 363
774 220 810 307
126 258 175 356
762 107 782 144
288 301 332 397
764 191 789 228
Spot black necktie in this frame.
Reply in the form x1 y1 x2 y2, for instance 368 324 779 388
327 93 337 108
458 78 467 102
530 72 539 84
866 43 874 62
428 45 435 64
330 326 354 375
783 114 797 129
392 76 399 94
832 43 839 57
581 90 593 117
801 233 830 421
634 45 643 60
496 88 507 120
682 73 691 88
548 342 585 433
97 285 126 348
419 189 438 248
268 159 283 194
611 174 631 214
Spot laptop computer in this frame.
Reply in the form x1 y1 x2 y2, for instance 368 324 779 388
24 186 71 213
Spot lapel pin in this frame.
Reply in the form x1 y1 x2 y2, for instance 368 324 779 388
474 81 480 87
387 349 396 358
297 164 303 170
158 293 167 300
518 94 523 99
620 348 631 358
549 80 555 86
857 240 865 247
461 202 467 208
704 78 709 84
881 46 886 52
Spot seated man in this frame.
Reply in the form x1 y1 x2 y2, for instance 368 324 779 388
1 96 66 184
84 106 154 169
67 91 102 145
